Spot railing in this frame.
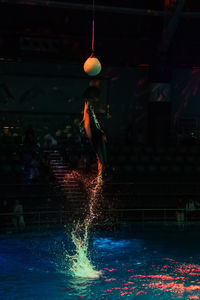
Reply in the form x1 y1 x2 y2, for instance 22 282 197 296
1 208 200 233
112 208 200 223
0 210 71 233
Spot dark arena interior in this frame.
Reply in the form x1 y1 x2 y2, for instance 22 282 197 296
1 1 200 299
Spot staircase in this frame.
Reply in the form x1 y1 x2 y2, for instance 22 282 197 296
47 149 86 216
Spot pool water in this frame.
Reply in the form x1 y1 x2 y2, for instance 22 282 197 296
1 226 200 299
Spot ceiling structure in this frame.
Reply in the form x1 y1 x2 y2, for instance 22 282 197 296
0 0 200 67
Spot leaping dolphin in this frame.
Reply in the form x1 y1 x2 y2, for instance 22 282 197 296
80 100 107 177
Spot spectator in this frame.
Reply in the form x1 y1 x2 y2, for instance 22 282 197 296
186 198 196 222
13 200 25 232
195 200 200 220
55 129 62 146
23 124 35 146
30 155 40 182
44 133 57 148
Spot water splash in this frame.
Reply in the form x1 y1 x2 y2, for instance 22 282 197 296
67 222 101 278
67 173 103 278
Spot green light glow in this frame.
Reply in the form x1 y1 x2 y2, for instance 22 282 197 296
67 176 103 278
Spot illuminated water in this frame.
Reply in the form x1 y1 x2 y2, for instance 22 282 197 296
1 226 200 299
65 171 103 279
66 221 101 279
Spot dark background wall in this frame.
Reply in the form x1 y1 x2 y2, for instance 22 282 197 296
0 61 149 141
1 59 200 143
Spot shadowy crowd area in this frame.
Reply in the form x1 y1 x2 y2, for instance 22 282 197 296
1 122 200 233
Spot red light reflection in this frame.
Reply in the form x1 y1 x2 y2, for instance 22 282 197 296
103 262 200 298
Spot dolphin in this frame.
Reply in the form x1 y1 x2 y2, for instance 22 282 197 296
80 100 107 177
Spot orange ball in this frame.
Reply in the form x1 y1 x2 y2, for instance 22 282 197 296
83 56 102 76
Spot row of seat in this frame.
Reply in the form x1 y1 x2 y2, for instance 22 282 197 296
123 164 200 172
114 154 200 164
110 145 200 155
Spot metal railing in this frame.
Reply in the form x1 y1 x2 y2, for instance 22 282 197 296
1 208 200 233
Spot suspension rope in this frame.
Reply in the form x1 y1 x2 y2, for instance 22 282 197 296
91 0 95 55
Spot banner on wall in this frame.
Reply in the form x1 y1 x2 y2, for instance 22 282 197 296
150 83 171 102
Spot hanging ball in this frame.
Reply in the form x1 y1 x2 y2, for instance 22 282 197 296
83 56 102 76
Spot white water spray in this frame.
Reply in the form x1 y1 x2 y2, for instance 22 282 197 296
67 174 103 278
